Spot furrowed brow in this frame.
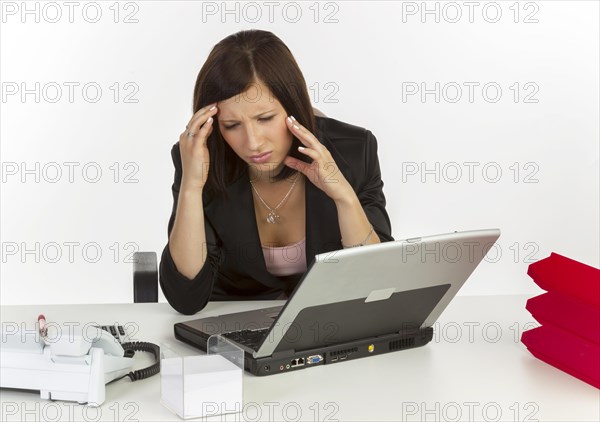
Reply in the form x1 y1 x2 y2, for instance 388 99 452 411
219 110 275 123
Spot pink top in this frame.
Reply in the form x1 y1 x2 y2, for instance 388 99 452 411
262 238 307 277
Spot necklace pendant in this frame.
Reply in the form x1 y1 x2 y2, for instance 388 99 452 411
266 211 280 224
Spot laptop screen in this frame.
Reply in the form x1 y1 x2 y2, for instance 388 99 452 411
273 284 451 353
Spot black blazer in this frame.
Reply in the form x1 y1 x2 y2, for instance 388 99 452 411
159 116 394 315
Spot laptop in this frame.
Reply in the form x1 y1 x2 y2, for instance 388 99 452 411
174 228 501 376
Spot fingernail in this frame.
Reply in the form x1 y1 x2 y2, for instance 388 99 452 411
293 124 300 130
291 115 296 121
287 116 293 123
209 105 217 111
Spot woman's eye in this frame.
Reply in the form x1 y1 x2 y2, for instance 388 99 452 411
223 116 273 130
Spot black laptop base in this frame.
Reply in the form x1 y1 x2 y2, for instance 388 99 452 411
175 324 433 376
250 328 434 376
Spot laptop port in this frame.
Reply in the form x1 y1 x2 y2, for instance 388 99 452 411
291 358 305 368
330 356 338 363
307 355 323 364
339 355 347 360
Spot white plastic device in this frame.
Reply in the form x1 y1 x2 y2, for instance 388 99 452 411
0 323 134 406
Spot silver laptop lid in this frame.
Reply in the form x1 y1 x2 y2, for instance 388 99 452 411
254 228 501 358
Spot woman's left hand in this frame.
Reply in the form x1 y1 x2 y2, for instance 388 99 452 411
283 115 353 203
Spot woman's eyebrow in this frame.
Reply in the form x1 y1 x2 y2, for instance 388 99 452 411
219 109 275 122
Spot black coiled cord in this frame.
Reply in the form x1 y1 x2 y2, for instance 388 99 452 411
120 341 161 381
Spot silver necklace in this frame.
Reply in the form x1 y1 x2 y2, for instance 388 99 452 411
250 172 300 224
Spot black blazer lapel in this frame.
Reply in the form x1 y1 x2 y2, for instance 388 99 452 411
304 123 350 264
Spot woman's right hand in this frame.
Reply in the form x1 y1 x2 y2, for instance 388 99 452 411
179 102 219 190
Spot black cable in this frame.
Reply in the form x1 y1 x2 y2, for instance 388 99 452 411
120 341 161 381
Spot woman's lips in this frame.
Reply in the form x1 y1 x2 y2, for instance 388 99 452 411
249 152 272 164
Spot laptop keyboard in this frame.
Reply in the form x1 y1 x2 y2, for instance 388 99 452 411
221 328 270 350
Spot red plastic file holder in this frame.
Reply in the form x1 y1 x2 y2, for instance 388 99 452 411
527 252 600 307
522 252 599 389
521 324 599 389
526 291 600 345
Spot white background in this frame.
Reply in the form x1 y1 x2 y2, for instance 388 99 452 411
1 0 598 305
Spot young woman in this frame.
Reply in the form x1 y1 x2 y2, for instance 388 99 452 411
160 29 394 314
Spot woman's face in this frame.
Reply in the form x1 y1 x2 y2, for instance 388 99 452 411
216 80 293 178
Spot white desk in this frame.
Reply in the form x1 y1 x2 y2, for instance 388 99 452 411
1 295 598 421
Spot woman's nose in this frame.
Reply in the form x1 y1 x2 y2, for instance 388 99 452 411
245 124 264 151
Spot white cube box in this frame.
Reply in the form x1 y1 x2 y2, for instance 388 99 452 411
160 335 243 419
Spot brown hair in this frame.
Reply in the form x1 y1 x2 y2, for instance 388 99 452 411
192 29 316 200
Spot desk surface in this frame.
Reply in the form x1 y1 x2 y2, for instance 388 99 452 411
1 295 599 422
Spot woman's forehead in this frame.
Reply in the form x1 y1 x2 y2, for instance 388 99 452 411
222 79 276 100
218 85 282 114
